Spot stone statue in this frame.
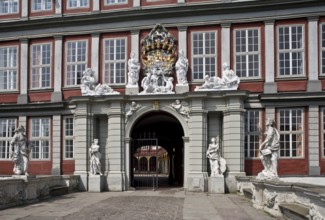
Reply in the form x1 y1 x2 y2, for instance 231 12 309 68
80 68 119 95
164 77 174 93
126 101 141 119
206 137 226 177
10 126 30 175
257 118 280 180
171 99 190 119
140 68 175 94
89 139 103 175
175 49 188 85
195 62 240 91
127 51 140 87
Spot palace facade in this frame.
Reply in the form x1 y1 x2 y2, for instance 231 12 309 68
0 0 324 192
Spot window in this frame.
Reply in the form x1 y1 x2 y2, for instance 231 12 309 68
31 0 52 12
234 28 260 78
244 110 261 158
192 31 216 80
30 118 50 159
104 0 127 5
65 40 87 86
0 0 18 14
278 109 303 158
277 25 305 76
103 38 127 84
64 116 74 159
0 118 16 159
31 43 52 89
0 46 18 91
67 0 89 8
321 23 325 75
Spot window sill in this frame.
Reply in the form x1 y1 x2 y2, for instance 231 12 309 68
29 88 53 93
276 76 307 81
62 86 81 91
0 90 19 94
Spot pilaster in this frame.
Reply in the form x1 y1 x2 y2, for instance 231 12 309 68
131 30 140 59
91 33 100 81
177 26 187 55
52 35 63 102
18 39 28 104
52 115 61 175
21 0 28 19
92 0 100 12
264 20 277 94
55 0 63 15
307 17 321 92
308 105 321 175
107 102 125 191
221 23 231 66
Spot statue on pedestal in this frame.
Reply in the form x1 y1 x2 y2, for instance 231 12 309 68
10 126 30 175
206 137 226 177
257 118 280 180
89 139 103 175
175 49 188 85
127 51 140 87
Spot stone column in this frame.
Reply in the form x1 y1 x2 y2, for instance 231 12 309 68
52 115 61 175
55 0 63 15
133 0 140 7
307 17 321 92
52 36 63 102
18 39 28 104
125 137 132 190
264 20 277 93
91 33 100 81
187 98 208 192
308 105 320 175
107 101 125 191
222 97 246 193
74 103 93 191
221 23 231 67
21 0 28 19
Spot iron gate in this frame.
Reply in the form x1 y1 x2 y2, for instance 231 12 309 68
131 138 158 190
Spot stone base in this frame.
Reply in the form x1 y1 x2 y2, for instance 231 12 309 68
107 172 125 191
263 82 277 94
175 84 189 94
307 80 322 92
186 172 208 192
51 92 62 102
208 176 225 194
125 86 139 95
88 175 104 192
225 172 246 193
17 94 28 104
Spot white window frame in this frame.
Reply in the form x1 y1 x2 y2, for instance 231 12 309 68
65 40 88 87
278 108 304 158
191 31 217 81
233 27 261 79
104 0 127 5
320 23 325 76
103 37 127 85
244 110 262 158
64 116 74 159
67 0 89 9
30 43 52 89
277 25 305 77
30 118 51 160
0 46 18 91
31 0 52 12
0 118 16 160
0 0 19 15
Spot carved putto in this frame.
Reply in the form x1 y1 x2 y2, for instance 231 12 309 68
140 24 177 94
80 68 119 96
126 101 142 119
195 63 240 91
171 99 190 119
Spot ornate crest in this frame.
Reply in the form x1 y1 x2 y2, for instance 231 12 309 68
141 24 177 76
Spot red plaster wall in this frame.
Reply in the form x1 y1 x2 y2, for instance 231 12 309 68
320 160 325 174
238 82 264 93
62 160 75 175
0 94 18 103
29 92 52 102
63 90 82 100
0 161 14 175
28 161 52 175
277 80 307 92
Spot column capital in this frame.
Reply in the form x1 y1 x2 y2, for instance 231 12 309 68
54 35 63 40
308 16 319 22
221 23 231 28
177 26 188 31
264 20 275 25
131 29 140 35
19 38 29 43
91 32 100 38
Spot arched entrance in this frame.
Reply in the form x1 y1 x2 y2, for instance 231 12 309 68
130 111 184 189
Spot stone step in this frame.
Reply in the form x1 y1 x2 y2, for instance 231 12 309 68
49 185 69 197
279 203 309 220
242 188 253 200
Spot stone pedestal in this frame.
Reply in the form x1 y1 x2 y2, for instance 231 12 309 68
12 175 36 182
126 86 139 95
208 176 225 194
175 84 189 94
88 175 104 192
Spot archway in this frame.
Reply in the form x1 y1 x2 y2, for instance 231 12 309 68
130 111 185 189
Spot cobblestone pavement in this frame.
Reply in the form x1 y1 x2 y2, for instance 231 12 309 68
0 188 283 220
